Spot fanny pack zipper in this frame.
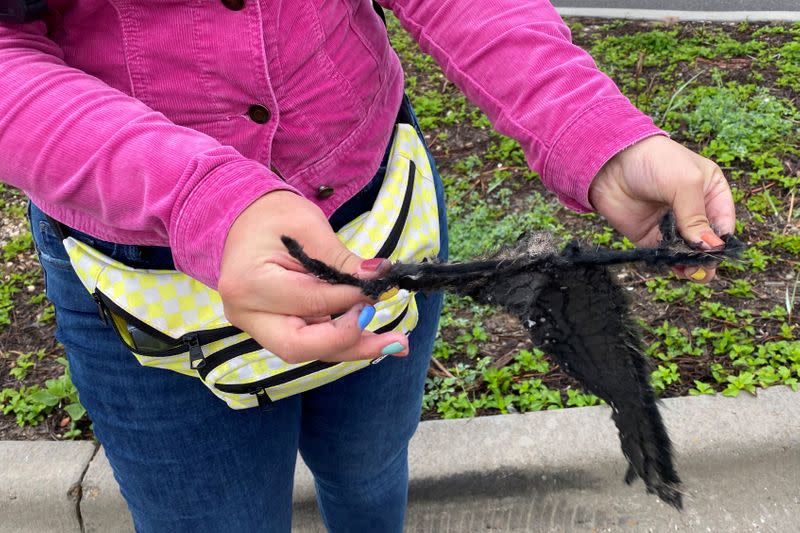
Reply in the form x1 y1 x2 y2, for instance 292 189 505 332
93 290 240 367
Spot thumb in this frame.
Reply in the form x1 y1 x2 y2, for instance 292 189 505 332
672 182 724 250
311 235 391 281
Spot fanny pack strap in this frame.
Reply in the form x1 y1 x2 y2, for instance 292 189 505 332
59 120 439 410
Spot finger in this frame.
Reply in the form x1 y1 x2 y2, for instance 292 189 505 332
672 163 736 250
672 176 717 248
238 304 409 364
633 212 669 247
225 265 371 317
704 171 736 237
356 257 393 280
683 265 716 283
269 251 309 274
253 247 393 315
314 236 367 276
672 265 688 279
301 315 332 325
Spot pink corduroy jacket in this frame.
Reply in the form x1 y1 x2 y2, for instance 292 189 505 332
0 0 664 287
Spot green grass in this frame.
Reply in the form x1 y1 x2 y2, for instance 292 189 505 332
386 16 800 419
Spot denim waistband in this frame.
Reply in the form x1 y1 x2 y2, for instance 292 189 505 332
29 202 177 269
33 95 420 270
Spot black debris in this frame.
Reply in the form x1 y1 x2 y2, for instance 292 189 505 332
281 215 744 510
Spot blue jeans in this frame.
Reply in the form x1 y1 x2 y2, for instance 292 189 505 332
28 99 448 532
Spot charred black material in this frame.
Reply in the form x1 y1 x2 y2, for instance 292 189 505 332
281 218 744 510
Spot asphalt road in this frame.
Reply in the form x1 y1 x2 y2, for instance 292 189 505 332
554 0 799 11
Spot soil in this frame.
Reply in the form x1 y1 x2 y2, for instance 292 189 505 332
1 18 797 439
0 190 72 439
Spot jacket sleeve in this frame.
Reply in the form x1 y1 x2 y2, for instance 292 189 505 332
379 0 667 212
0 21 296 287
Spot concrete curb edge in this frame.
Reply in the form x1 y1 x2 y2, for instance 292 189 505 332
3 387 797 532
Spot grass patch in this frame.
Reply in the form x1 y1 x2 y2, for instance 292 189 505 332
387 16 800 420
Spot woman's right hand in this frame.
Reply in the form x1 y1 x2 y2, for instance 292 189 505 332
218 191 409 364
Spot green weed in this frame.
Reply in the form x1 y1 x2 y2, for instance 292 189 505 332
2 231 33 261
8 349 46 381
772 234 800 255
0 357 87 438
676 84 798 184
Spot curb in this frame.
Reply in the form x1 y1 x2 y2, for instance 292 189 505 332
0 441 96 533
554 8 800 21
80 448 130 533
2 387 798 532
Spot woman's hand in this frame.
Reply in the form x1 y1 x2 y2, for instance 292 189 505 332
588 136 736 283
218 191 409 364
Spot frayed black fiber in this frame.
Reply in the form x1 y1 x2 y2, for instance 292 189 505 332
281 214 744 510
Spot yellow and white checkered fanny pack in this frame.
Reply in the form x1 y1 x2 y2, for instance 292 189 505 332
62 124 440 410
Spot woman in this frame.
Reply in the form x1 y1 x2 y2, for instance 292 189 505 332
0 0 734 531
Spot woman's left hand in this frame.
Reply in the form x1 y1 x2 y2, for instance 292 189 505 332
588 135 736 283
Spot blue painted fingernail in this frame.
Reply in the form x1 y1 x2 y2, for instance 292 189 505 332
380 342 405 356
357 305 376 330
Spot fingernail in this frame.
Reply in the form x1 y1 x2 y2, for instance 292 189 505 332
357 305 375 330
360 258 390 273
379 287 399 302
689 267 706 281
700 231 724 248
380 341 405 356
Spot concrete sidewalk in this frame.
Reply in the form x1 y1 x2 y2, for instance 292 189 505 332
2 386 798 532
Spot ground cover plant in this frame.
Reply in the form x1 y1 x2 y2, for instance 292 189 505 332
1 18 798 440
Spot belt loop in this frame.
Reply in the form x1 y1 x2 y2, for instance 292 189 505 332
45 214 68 241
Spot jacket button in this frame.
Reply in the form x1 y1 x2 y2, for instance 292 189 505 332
221 0 245 10
248 104 270 124
316 185 335 199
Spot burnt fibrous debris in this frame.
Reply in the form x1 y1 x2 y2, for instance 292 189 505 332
281 217 744 510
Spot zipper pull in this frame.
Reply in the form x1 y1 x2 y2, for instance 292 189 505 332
255 389 274 411
186 334 205 370
92 293 109 326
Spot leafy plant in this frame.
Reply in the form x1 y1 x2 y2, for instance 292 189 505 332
0 357 87 438
565 388 601 407
651 363 681 393
0 275 23 328
8 350 46 381
688 381 716 396
2 231 33 261
772 234 800 255
722 371 757 397
724 279 757 299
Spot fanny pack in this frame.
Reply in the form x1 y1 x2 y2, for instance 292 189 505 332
62 123 440 409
